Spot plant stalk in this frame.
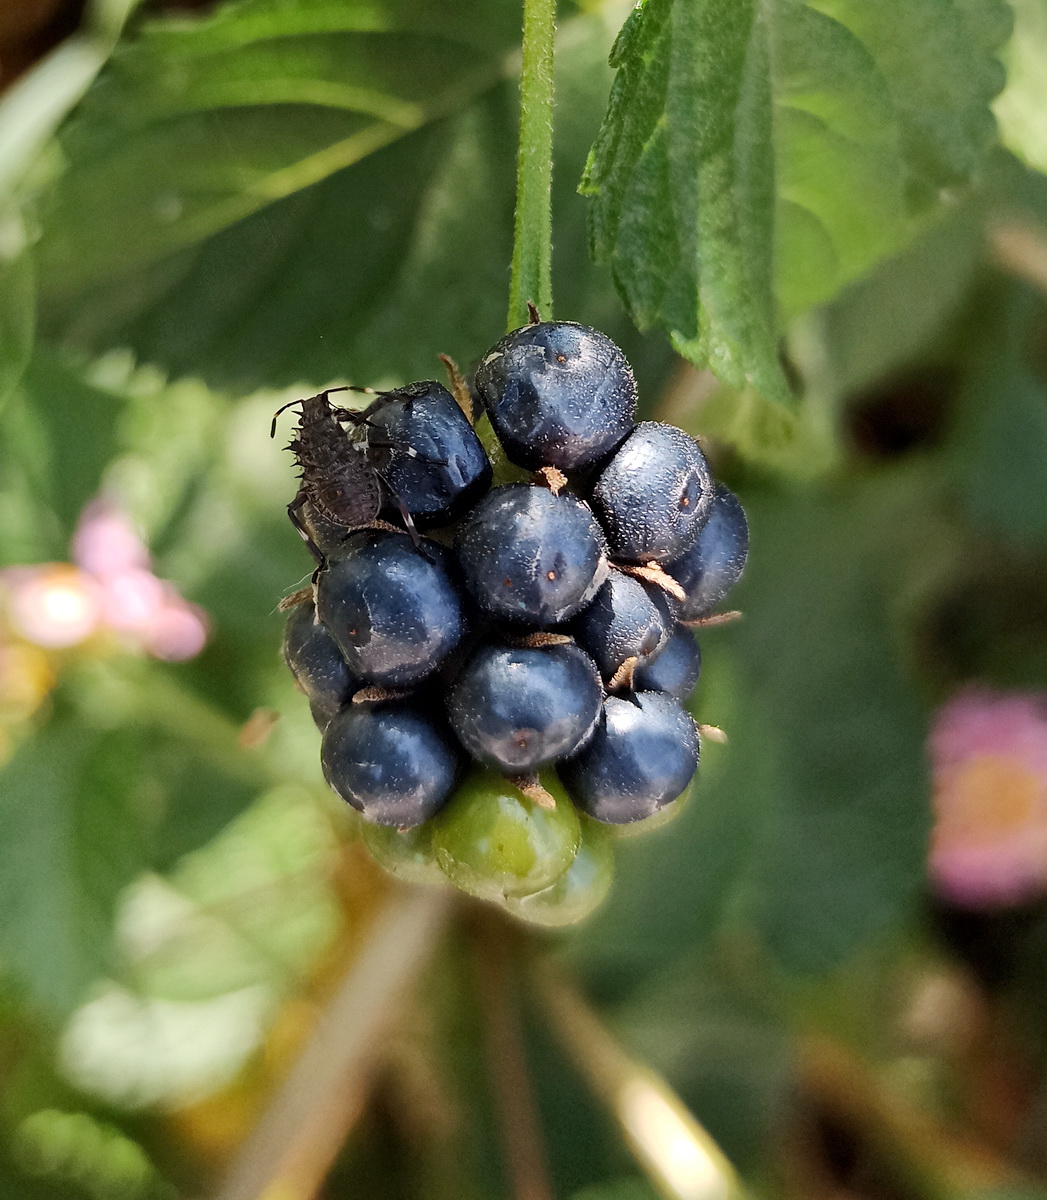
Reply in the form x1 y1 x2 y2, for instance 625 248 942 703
211 886 454 1200
470 914 554 1200
508 0 556 330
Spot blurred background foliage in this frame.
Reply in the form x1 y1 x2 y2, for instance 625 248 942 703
4 0 1047 1198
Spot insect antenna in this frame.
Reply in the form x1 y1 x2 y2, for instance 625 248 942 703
270 387 352 438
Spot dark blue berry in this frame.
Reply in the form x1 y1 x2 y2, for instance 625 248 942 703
322 700 462 826
282 599 358 730
316 530 465 686
633 628 701 701
455 484 608 626
571 572 674 682
664 484 749 621
367 382 492 527
559 692 699 824
591 422 714 563
474 322 636 471
448 641 603 772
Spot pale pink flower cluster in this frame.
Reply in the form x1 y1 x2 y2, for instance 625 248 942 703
0 498 208 662
929 688 1047 909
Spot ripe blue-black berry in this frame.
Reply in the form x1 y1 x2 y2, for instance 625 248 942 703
455 484 608 626
448 641 603 772
321 699 462 826
366 381 491 527
632 627 702 701
559 691 699 824
665 484 749 621
591 422 714 563
282 599 358 729
572 572 674 682
474 322 636 471
316 530 465 686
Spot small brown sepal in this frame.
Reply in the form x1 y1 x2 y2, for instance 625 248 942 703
532 465 567 495
438 353 474 421
681 610 743 629
278 585 313 612
614 562 687 603
352 686 414 705
508 774 557 809
607 656 639 692
697 723 728 744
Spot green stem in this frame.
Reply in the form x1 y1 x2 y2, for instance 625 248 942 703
508 0 556 331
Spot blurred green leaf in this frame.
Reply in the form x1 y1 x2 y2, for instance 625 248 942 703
738 477 935 972
33 0 525 306
582 0 1008 402
569 1181 661 1200
0 720 149 1019
992 0 1047 175
948 279 1047 547
0 210 34 414
796 196 985 403
968 1190 1047 1200
36 9 673 398
15 349 124 540
616 965 791 1175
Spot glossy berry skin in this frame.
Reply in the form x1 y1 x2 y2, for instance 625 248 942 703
474 322 637 471
282 600 358 729
455 484 608 626
633 627 702 701
321 700 462 827
432 768 581 899
591 422 714 563
559 691 699 824
664 484 749 621
572 572 674 682
361 821 445 886
448 641 603 772
316 530 465 686
503 826 614 927
367 382 492 527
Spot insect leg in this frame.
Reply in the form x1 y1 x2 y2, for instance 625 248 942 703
287 490 326 566
371 470 431 557
366 433 449 468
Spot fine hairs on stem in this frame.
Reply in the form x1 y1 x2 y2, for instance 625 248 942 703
508 0 556 330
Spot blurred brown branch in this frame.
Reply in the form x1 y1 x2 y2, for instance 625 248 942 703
211 885 454 1200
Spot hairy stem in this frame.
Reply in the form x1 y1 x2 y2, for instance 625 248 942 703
508 0 556 330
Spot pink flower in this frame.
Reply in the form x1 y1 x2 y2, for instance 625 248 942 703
1 497 210 662
3 564 104 648
71 497 150 580
929 688 1047 909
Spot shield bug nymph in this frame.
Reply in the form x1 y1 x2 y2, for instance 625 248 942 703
273 387 432 562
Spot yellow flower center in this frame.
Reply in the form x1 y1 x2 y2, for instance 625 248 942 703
934 754 1044 846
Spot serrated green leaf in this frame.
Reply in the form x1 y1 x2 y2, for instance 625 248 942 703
583 0 1008 402
0 721 149 1019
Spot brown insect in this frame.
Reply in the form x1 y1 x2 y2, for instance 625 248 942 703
271 387 428 561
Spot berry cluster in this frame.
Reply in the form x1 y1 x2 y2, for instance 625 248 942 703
279 321 747 924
